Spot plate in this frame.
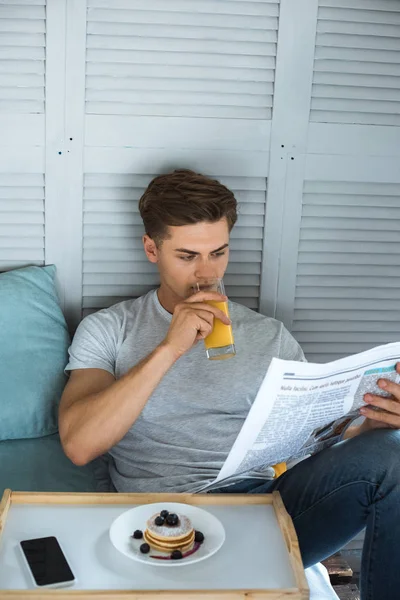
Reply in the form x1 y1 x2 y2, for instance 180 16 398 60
109 502 225 567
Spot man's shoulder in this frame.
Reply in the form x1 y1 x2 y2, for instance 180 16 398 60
229 301 282 332
78 291 154 333
230 301 305 361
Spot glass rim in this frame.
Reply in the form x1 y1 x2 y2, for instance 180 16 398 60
189 277 225 294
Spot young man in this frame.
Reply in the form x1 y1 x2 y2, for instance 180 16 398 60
60 169 400 599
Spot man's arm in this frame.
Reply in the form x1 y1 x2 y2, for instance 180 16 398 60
59 343 178 466
59 290 230 466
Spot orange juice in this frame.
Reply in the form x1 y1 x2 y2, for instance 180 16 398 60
204 300 235 360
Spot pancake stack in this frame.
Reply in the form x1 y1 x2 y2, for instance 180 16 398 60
143 511 195 553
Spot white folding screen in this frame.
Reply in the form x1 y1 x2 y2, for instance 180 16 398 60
79 0 277 320
311 0 400 126
0 0 75 322
85 0 277 120
83 173 267 315
0 1 46 272
1 0 400 367
268 0 400 362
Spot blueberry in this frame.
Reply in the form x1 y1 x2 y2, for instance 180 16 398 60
160 510 169 518
132 530 143 539
140 543 150 554
171 550 183 560
155 516 165 526
166 513 179 526
194 531 204 543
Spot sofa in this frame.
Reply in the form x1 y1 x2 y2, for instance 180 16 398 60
0 433 98 495
0 265 100 496
0 265 338 599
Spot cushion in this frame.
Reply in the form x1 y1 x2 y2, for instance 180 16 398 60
0 265 70 440
0 434 98 495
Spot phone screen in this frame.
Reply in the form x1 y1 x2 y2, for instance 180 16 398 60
20 536 75 587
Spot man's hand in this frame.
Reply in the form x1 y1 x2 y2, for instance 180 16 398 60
163 291 231 359
358 362 400 432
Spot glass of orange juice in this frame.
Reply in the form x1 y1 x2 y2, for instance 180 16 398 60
190 278 236 360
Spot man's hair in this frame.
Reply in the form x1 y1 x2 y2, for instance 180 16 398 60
138 169 237 244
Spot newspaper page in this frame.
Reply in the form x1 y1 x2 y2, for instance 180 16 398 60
199 342 400 492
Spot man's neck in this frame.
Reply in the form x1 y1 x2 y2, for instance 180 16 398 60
156 284 183 315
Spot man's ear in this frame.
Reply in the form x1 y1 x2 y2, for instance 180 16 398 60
143 235 159 264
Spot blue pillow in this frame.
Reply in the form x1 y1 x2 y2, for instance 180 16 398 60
0 265 70 440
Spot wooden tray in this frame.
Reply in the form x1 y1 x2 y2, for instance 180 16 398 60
0 490 309 599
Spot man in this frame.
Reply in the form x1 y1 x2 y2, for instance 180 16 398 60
59 169 400 599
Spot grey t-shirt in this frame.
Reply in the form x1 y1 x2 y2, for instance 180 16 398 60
65 289 305 493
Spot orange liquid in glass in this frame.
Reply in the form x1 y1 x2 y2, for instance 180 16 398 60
204 301 234 351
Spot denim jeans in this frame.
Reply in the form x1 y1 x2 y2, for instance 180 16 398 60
212 428 400 600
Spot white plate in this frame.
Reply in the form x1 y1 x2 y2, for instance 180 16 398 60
109 502 225 567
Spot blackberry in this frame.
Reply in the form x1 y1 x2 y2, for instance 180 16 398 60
171 550 183 560
194 531 204 543
140 543 150 554
160 510 169 518
165 513 179 526
132 530 143 539
154 516 165 526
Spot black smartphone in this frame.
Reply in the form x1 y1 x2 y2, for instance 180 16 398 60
20 536 76 588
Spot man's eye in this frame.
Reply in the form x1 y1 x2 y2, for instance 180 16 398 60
212 252 226 258
179 255 195 261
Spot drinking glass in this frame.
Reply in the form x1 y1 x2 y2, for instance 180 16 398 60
190 278 236 360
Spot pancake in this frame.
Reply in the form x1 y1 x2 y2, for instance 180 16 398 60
143 529 195 553
144 511 195 553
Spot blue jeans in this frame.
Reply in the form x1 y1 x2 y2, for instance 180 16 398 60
212 429 400 600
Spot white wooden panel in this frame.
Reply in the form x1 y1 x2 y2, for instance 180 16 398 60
85 116 271 152
80 1 275 322
312 1 400 126
0 1 46 272
43 0 69 314
61 0 87 328
292 179 400 363
0 147 44 172
0 114 44 146
305 155 400 183
86 0 279 119
84 147 269 178
0 2 45 113
308 123 400 156
82 173 266 312
0 173 45 270
260 0 318 318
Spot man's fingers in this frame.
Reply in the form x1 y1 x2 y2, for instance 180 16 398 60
360 405 400 428
185 291 227 304
181 302 231 326
195 315 214 339
363 394 400 416
376 376 400 401
193 309 214 327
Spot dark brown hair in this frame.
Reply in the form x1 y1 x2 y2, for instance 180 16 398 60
138 169 237 244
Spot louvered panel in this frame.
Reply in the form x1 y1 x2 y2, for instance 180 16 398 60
86 0 279 119
292 181 400 363
83 174 266 312
311 0 400 126
0 2 45 113
0 173 45 270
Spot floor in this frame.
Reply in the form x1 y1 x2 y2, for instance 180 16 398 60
323 551 362 600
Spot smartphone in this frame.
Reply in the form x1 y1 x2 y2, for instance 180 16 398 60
20 536 76 588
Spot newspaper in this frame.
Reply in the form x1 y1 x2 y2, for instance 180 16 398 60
199 342 400 492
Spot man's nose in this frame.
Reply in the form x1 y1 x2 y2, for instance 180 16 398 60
194 260 217 280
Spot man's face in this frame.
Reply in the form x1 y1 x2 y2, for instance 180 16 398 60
143 219 230 300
